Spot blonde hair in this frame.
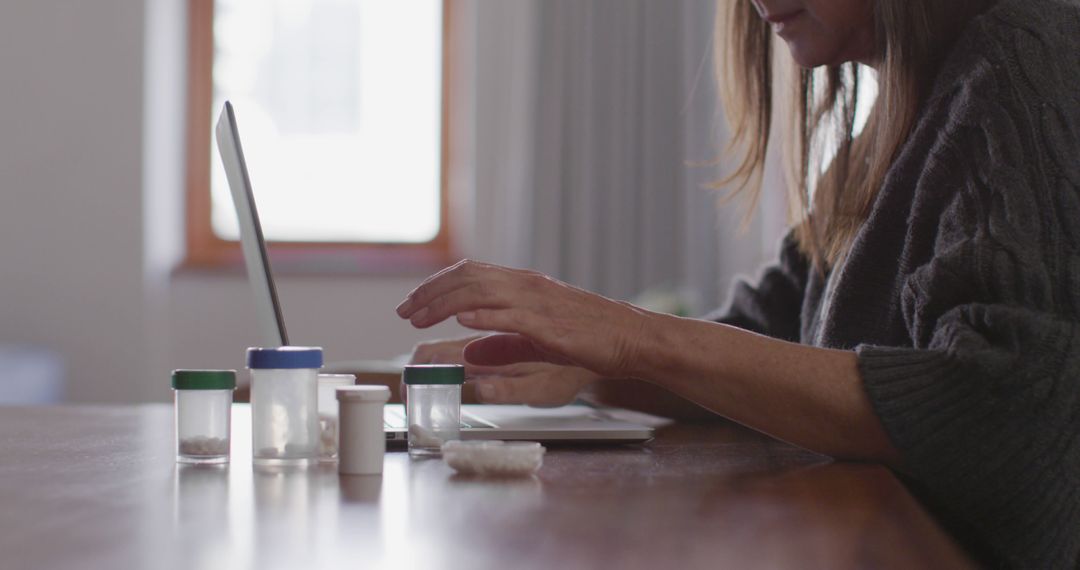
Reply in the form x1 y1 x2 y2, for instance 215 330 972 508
717 0 993 270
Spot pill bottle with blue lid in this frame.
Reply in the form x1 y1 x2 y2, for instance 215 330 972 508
247 347 322 466
172 369 236 465
404 364 465 457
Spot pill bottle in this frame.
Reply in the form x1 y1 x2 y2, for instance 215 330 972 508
247 347 323 466
336 385 391 475
404 364 464 457
172 369 236 465
317 373 356 461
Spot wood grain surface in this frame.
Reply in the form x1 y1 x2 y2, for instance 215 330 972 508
0 405 975 570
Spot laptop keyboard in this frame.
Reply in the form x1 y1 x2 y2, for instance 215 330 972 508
384 407 494 430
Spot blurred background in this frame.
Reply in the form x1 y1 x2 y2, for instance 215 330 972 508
0 0 788 404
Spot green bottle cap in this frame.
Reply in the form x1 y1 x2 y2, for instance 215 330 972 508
171 370 237 390
402 364 465 385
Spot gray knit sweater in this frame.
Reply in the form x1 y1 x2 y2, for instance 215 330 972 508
709 0 1080 566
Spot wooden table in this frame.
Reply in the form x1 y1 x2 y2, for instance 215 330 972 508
0 405 975 570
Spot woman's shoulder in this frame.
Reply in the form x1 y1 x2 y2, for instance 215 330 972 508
893 0 1080 265
982 0 1080 34
916 0 1080 175
974 0 1080 72
931 0 1080 104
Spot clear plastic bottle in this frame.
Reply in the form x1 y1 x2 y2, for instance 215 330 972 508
317 373 355 461
247 347 322 466
172 369 236 465
404 365 464 457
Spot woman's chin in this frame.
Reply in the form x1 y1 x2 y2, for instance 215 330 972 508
783 41 834 69
782 35 872 69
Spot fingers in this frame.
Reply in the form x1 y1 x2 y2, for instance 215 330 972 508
408 338 511 377
409 338 469 365
471 378 503 403
464 333 574 367
471 375 579 407
396 260 509 320
399 261 627 374
455 307 551 340
395 261 471 316
407 281 506 329
464 333 540 365
464 362 512 377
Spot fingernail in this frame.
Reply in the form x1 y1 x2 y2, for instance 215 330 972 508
395 298 412 316
477 383 495 401
458 311 476 323
410 307 429 324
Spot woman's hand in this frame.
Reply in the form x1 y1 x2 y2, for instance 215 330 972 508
396 260 656 379
408 335 484 366
408 336 600 407
398 263 901 464
468 363 597 407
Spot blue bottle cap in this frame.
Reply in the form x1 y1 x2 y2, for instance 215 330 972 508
246 347 324 370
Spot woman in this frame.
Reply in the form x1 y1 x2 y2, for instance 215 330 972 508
397 0 1080 566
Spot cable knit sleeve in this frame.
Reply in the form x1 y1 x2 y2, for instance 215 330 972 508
703 232 810 343
857 7 1080 566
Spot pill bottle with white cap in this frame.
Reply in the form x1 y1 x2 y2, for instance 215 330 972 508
336 385 391 475
247 346 322 466
171 369 236 464
404 364 464 457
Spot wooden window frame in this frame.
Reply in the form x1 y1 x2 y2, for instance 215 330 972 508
183 0 456 274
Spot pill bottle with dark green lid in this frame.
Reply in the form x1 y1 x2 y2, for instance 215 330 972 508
172 369 236 464
404 364 465 457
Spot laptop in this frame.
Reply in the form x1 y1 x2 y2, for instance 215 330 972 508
215 101 655 444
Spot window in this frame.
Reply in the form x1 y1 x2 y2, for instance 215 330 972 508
185 0 453 270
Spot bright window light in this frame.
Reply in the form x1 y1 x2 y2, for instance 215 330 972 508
210 0 443 243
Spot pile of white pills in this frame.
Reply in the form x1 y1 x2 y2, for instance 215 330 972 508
409 424 448 448
441 440 545 477
179 436 229 457
319 414 338 457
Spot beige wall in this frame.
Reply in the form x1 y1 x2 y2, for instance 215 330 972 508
0 0 470 403
0 0 148 402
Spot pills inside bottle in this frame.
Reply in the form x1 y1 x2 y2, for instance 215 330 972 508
172 369 236 465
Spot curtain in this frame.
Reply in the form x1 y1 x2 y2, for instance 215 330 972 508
456 0 785 315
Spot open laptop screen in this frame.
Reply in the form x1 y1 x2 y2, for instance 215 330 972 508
215 101 289 347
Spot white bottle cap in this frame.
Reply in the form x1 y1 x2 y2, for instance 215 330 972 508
319 373 356 386
336 385 390 402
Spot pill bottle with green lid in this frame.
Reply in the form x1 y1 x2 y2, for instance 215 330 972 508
172 369 236 465
404 364 464 457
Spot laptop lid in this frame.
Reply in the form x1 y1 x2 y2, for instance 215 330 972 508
215 101 289 347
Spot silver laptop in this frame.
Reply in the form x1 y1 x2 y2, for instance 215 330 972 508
215 101 654 444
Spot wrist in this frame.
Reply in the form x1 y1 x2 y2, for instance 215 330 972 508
624 310 680 383
629 313 746 390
